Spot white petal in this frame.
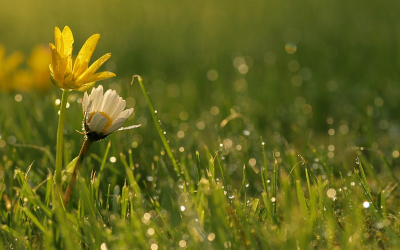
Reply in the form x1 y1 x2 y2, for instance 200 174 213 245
87 87 96 110
99 89 113 112
118 124 141 131
84 101 92 125
109 98 126 120
82 92 89 114
91 85 104 111
89 112 107 133
118 108 133 119
102 90 119 116
104 118 125 135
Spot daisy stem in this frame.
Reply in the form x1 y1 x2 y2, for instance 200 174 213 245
63 139 93 207
55 89 70 202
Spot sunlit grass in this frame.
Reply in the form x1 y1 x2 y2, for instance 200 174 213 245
1 73 400 248
1 0 400 248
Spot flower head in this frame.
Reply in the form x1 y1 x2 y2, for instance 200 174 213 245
82 85 140 141
49 26 115 91
0 45 24 92
28 45 52 92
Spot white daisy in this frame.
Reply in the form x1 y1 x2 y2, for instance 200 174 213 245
82 85 140 141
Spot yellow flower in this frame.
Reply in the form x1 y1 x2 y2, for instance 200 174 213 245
49 26 115 91
0 45 24 93
28 45 52 92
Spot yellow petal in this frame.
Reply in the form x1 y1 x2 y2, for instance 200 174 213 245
54 27 62 54
50 73 63 88
72 34 100 78
67 56 73 75
61 26 74 59
49 43 66 83
83 71 116 84
76 81 96 92
75 53 111 84
63 75 77 89
49 43 57 71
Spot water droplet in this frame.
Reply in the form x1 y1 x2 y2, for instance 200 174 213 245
224 241 232 248
356 157 360 165
147 228 155 236
327 188 337 199
376 222 384 229
14 94 22 102
100 243 108 250
226 190 235 199
154 110 157 113
179 240 187 248
208 233 216 241
174 180 185 194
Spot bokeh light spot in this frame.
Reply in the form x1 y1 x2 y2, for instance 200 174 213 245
327 188 337 199
285 43 297 54
207 70 219 81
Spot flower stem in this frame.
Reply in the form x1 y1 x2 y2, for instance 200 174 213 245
63 139 93 207
55 89 70 202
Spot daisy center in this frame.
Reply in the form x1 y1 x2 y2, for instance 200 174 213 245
89 111 113 131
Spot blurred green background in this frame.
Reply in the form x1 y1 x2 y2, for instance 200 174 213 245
2 0 400 159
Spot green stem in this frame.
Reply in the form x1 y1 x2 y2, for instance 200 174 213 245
133 75 180 173
63 139 93 207
55 89 70 202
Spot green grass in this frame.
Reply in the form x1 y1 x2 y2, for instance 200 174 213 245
2 0 400 249
1 78 400 249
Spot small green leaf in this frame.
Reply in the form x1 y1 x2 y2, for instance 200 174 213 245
65 156 79 174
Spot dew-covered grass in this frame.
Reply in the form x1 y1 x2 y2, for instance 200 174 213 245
1 0 400 249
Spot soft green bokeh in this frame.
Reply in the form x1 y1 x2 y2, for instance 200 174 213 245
1 0 400 177
1 0 400 182
1 1 400 248
2 0 400 139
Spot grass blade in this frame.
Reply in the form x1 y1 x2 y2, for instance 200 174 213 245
133 75 179 174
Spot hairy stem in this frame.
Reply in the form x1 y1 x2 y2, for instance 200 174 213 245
63 139 93 207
